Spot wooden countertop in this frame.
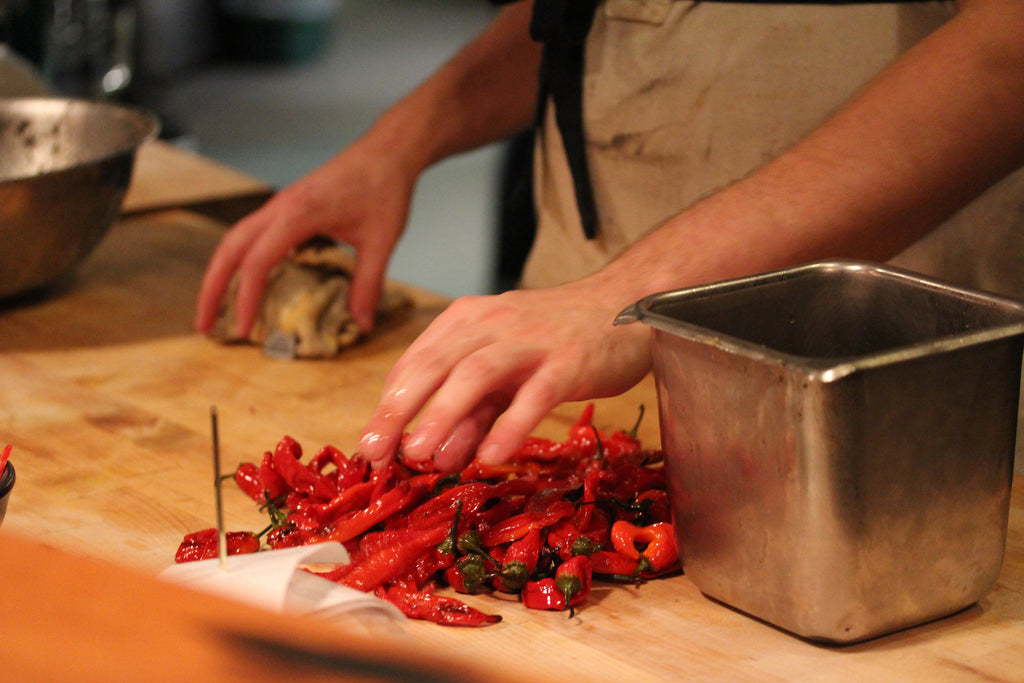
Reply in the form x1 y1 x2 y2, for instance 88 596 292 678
1 202 1023 679
124 140 274 222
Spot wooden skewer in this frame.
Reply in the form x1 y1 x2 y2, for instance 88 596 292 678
211 406 227 570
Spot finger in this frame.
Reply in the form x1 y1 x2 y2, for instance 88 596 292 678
358 363 453 469
195 221 261 333
474 366 573 466
357 297 515 467
348 240 388 333
430 395 511 473
231 221 319 337
400 343 542 463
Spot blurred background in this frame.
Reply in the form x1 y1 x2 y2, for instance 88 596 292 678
0 0 533 298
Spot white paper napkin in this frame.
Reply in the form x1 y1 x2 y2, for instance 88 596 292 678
159 543 405 627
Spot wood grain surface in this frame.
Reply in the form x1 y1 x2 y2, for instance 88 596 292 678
1 209 1022 682
124 140 274 221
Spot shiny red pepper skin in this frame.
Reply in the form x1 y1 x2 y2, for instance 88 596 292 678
481 499 574 547
634 489 672 525
293 480 376 527
445 554 492 594
589 549 644 580
234 462 263 502
496 527 542 593
339 523 451 592
377 582 501 626
610 521 679 573
258 450 289 501
556 555 593 609
191 403 673 626
174 528 260 563
320 482 420 544
272 436 337 500
266 524 312 550
521 577 565 611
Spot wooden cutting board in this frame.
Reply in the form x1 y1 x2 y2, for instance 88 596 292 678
0 209 660 571
124 141 274 222
1 210 1022 682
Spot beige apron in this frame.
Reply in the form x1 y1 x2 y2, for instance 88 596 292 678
521 0 1024 301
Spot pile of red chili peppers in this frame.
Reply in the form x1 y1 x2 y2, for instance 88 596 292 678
175 404 680 626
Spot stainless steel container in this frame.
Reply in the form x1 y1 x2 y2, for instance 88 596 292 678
617 260 1024 643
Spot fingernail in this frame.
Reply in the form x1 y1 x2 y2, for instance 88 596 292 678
477 443 502 465
403 432 428 458
359 431 388 459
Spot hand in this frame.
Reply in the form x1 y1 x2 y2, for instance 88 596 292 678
358 279 653 472
194 139 416 336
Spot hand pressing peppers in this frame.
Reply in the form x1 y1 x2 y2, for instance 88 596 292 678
174 404 681 625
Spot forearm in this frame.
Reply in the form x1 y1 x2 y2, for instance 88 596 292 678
358 1 541 176
592 0 1024 303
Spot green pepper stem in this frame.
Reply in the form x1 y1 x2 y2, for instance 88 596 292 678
627 405 645 439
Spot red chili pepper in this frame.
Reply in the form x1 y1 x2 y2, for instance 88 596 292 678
445 554 492 594
266 524 313 550
405 477 537 531
201 405 674 626
234 462 263 502
496 527 542 593
334 454 370 491
634 489 672 525
174 528 260 563
293 480 375 526
396 546 455 588
602 430 642 460
339 522 451 592
320 482 417 545
378 581 501 626
521 578 565 611
599 405 645 463
306 444 340 474
481 499 574 547
565 403 599 458
403 482 488 528
575 468 618 530
476 497 526 532
612 464 665 502
555 554 593 617
514 436 567 462
272 436 337 500
359 524 441 558
610 521 678 573
589 549 644 580
546 518 580 562
258 450 289 501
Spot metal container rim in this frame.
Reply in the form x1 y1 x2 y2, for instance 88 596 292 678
616 260 1024 382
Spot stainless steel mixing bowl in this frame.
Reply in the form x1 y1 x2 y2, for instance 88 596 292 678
0 97 158 299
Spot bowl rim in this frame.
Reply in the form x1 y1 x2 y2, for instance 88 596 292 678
0 96 160 184
0 461 14 497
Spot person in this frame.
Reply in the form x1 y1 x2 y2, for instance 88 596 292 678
196 0 1024 474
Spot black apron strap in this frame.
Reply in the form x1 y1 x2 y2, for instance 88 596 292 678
530 0 600 239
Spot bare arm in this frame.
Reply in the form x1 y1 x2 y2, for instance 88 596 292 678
597 0 1024 301
366 0 541 176
360 0 1024 471
195 1 541 335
